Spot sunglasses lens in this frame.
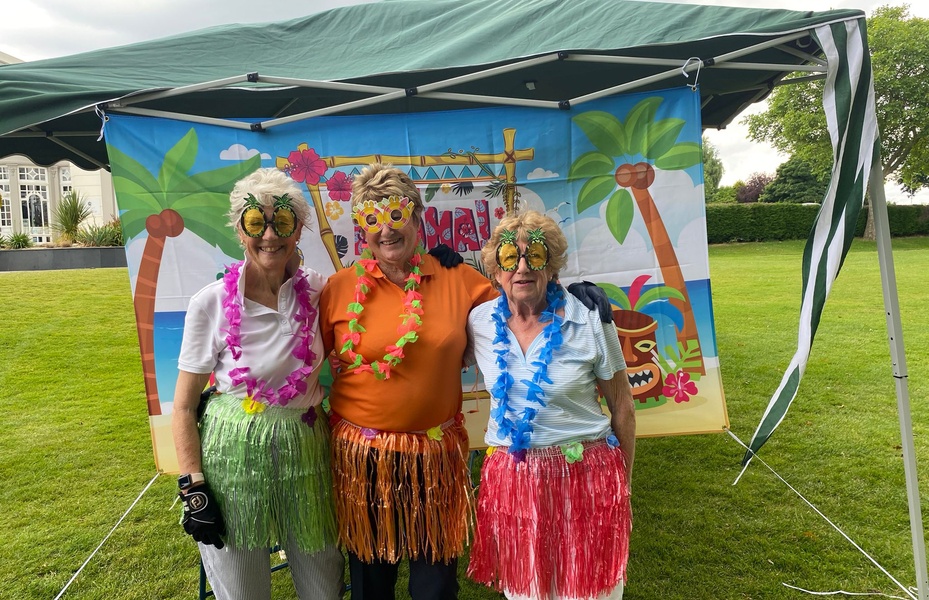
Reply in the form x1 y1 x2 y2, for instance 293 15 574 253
274 208 296 237
527 241 549 270
242 208 267 237
388 208 407 229
497 243 520 271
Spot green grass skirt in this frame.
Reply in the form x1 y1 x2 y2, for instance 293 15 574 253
199 394 338 552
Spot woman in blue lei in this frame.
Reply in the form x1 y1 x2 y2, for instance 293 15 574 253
466 210 636 600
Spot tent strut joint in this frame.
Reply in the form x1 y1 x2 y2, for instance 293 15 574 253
247 72 259 82
406 87 418 97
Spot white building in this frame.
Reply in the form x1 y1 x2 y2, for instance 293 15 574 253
0 52 118 244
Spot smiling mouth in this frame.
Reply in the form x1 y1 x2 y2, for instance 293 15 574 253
380 238 402 246
258 246 283 253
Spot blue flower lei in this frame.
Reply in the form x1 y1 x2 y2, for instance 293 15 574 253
489 281 566 453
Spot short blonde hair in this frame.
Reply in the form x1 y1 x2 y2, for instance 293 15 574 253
481 210 568 285
351 163 424 221
227 168 312 233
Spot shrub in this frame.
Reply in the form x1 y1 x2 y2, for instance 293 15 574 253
8 232 34 249
707 202 929 243
52 191 92 244
75 218 123 247
0 235 8 249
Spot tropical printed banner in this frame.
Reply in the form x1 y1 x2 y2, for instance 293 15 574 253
104 86 729 472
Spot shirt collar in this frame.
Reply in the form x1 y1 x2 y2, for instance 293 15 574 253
237 254 299 306
363 250 436 279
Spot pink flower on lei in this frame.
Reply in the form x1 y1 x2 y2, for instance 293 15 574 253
662 369 698 403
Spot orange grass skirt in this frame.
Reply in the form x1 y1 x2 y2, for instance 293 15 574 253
468 440 631 600
330 416 472 564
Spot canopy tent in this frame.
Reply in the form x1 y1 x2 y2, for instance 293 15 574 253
0 0 923 596
1 0 863 169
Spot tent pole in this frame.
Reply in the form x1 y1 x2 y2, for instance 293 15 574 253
869 155 929 600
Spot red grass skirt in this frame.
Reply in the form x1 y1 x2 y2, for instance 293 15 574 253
468 439 631 600
330 416 472 564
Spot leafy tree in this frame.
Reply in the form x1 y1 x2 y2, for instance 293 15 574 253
737 173 774 203
759 156 829 203
702 136 724 203
713 184 739 204
745 4 929 237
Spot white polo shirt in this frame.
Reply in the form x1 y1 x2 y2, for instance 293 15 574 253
468 292 626 448
177 259 327 410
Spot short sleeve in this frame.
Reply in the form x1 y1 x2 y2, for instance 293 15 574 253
176 295 221 374
593 317 626 380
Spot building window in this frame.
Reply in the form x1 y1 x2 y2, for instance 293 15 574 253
0 166 11 229
19 167 50 243
60 166 72 196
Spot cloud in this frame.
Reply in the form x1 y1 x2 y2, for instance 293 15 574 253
526 167 558 180
219 144 271 161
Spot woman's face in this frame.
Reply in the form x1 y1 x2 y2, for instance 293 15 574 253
238 205 303 273
495 239 552 308
364 214 421 270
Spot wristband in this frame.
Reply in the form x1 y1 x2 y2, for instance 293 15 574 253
178 472 205 490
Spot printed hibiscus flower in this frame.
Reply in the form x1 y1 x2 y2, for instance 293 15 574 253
287 148 327 184
494 206 506 219
662 369 698 403
325 201 344 220
326 171 352 201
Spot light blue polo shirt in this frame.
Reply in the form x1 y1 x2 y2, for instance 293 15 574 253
468 292 626 448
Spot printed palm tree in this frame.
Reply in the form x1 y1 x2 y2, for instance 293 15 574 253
597 275 684 327
108 129 261 415
568 96 704 372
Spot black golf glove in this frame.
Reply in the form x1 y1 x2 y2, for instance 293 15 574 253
180 484 226 549
428 243 464 268
567 281 614 324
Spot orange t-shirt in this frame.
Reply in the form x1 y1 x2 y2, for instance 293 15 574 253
320 254 497 432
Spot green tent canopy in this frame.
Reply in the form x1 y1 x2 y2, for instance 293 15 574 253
0 0 862 170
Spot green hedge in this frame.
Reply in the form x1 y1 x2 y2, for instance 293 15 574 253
705 203 929 243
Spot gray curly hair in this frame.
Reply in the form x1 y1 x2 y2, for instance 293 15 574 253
480 209 568 286
227 168 312 233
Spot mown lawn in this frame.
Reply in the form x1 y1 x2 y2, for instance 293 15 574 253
1 237 927 599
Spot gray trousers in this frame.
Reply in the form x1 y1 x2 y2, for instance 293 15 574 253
199 536 344 600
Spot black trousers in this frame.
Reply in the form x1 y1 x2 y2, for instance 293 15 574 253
348 551 459 600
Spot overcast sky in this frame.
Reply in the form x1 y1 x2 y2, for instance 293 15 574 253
5 0 926 203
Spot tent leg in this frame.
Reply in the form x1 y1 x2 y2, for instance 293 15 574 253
869 157 928 600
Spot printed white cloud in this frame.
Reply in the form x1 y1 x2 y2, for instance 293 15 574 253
219 144 271 160
526 167 559 180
